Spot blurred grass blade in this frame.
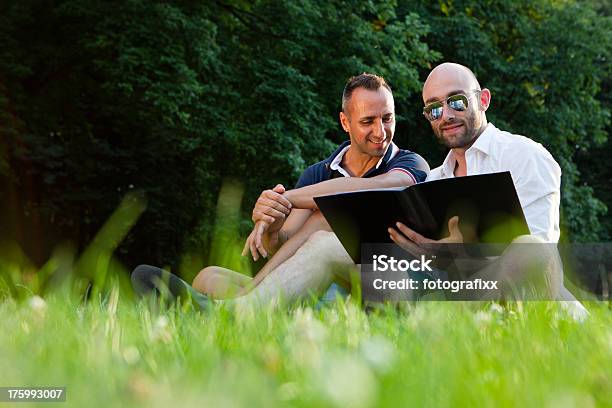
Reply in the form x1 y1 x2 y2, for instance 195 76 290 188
76 191 147 293
207 177 252 276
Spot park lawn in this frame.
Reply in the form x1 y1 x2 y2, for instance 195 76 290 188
0 289 610 408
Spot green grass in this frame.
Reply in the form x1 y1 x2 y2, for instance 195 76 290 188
2 188 610 407
1 290 610 408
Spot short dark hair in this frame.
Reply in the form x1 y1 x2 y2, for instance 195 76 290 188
342 73 392 113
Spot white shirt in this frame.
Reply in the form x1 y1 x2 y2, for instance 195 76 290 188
427 123 561 243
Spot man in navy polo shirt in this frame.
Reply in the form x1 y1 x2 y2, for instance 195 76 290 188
133 73 428 306
187 73 429 303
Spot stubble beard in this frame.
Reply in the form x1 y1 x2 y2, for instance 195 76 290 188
358 133 391 157
435 113 480 149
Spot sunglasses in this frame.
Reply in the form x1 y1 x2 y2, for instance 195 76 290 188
423 90 481 121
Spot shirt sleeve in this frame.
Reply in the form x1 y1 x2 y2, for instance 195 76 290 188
501 141 561 243
387 151 430 183
294 164 318 189
425 166 444 182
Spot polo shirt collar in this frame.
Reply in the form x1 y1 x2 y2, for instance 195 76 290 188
327 140 397 176
329 143 351 177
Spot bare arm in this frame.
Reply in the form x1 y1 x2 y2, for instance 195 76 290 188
284 170 415 209
277 208 313 242
242 208 313 261
246 169 415 259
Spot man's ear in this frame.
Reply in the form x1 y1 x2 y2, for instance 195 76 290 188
479 88 491 111
339 111 350 133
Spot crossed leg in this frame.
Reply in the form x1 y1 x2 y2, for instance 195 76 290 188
191 266 253 299
231 230 355 306
452 235 563 300
132 228 354 309
449 234 587 320
192 211 337 299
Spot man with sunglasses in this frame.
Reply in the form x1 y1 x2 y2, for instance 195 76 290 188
388 62 586 317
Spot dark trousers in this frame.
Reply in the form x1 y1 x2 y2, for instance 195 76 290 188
131 264 209 309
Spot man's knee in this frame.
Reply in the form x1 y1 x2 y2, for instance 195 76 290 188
511 234 546 245
300 230 352 265
307 229 335 243
192 266 223 293
502 235 561 298
507 234 557 264
303 230 342 254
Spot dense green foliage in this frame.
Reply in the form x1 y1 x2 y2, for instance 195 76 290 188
1 0 610 270
403 0 612 241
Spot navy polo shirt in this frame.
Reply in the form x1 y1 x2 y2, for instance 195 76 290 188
295 141 429 188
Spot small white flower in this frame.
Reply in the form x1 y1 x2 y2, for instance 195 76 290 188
360 336 396 374
474 310 492 325
151 315 172 343
322 354 377 408
154 315 169 329
489 303 504 314
277 382 300 401
123 346 141 365
28 296 47 316
293 308 328 343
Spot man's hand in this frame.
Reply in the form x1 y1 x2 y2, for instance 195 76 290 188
388 216 463 257
243 184 293 261
241 221 279 261
252 184 292 231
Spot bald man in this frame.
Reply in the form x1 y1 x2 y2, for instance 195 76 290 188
388 62 586 317
391 63 560 242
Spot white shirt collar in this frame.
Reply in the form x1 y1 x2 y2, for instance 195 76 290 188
330 143 398 177
439 123 495 177
329 145 352 177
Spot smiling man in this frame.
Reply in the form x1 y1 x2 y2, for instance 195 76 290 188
132 73 429 305
388 62 586 317
196 74 429 298
391 62 560 243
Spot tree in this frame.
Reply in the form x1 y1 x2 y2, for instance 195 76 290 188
0 0 438 268
396 0 612 241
